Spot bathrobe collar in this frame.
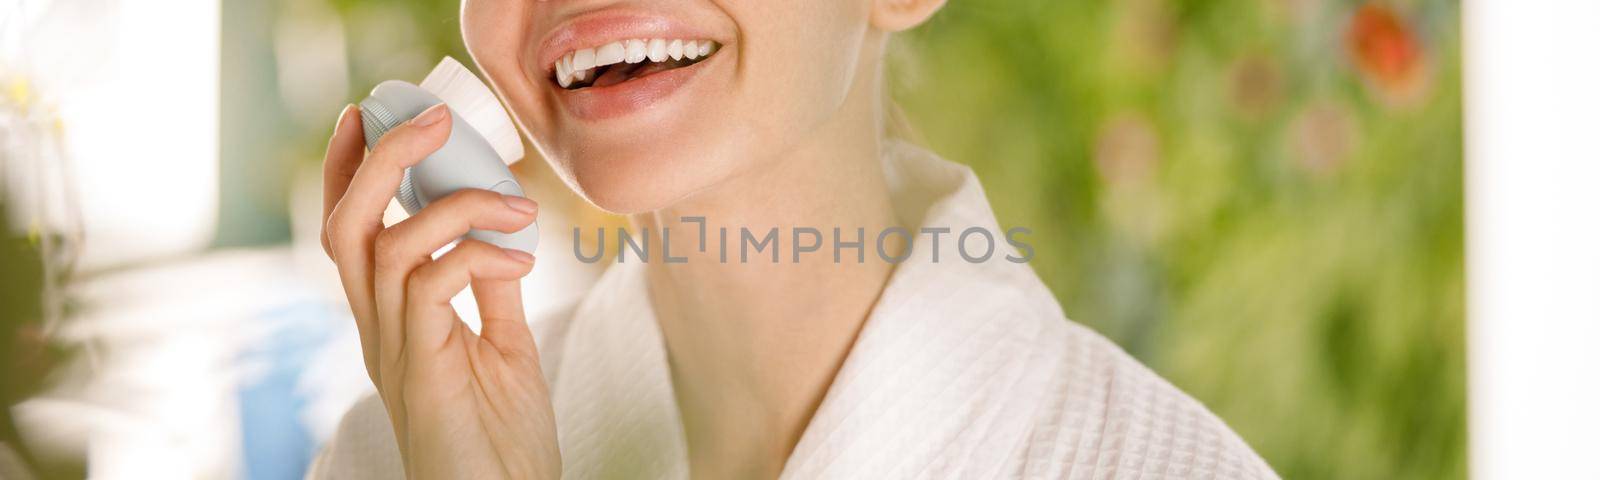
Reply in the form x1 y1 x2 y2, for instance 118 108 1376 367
550 141 1067 478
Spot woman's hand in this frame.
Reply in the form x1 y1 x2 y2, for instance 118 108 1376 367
320 103 560 479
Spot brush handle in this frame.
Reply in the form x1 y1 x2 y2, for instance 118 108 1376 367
359 80 540 253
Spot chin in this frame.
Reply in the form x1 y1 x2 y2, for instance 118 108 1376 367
559 140 736 215
565 154 691 215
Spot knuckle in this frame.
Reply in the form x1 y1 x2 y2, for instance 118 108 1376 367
370 122 444 162
324 210 357 252
323 209 345 239
372 229 405 266
463 188 500 203
405 263 439 293
439 188 498 210
367 128 409 158
454 239 497 257
367 140 418 173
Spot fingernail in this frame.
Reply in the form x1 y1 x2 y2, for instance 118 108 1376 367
503 195 538 214
413 103 449 126
335 104 356 126
332 104 356 134
503 248 534 263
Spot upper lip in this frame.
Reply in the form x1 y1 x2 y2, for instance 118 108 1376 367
535 10 722 75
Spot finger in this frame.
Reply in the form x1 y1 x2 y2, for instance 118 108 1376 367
325 102 451 266
375 188 538 271
321 104 364 259
324 103 452 372
472 265 535 355
319 105 386 382
404 240 535 354
371 188 535 355
371 188 534 371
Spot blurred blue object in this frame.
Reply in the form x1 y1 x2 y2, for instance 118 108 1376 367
237 301 337 480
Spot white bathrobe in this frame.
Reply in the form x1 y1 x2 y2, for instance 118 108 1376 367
310 142 1277 479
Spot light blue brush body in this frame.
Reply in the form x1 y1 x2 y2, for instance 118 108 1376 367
358 80 540 253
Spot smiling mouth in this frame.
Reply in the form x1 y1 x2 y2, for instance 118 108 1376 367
552 38 721 90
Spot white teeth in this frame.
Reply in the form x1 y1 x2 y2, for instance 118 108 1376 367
595 41 626 67
667 40 684 61
554 39 720 88
556 55 572 87
647 38 668 62
572 48 596 70
625 39 648 64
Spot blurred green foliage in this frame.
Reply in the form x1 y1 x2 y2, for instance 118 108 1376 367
306 0 1464 477
894 0 1463 478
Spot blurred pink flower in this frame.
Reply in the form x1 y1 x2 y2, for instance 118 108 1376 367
1094 113 1168 244
1289 102 1358 175
1109 0 1177 74
1229 54 1286 120
1095 113 1161 186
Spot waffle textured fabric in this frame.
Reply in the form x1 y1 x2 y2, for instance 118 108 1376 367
309 141 1278 480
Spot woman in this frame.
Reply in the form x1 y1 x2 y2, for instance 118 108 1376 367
311 0 1277 478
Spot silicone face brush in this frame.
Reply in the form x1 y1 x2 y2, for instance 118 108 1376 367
358 57 539 253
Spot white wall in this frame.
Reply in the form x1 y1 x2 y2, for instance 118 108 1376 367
8 0 221 270
1465 0 1600 478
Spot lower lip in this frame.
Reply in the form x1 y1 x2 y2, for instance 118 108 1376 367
554 54 718 121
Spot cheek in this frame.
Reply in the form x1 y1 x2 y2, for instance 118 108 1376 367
461 0 524 60
729 0 870 134
462 0 557 156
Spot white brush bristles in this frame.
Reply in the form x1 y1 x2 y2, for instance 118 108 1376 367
419 56 525 166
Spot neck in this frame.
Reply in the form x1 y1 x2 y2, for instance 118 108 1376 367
629 47 901 479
